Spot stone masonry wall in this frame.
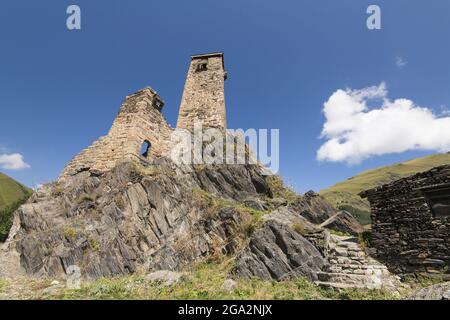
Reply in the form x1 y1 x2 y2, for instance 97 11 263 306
360 165 450 274
60 87 173 178
176 53 227 131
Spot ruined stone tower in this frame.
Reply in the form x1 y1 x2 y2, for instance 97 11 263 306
60 88 172 178
60 53 227 179
176 52 227 131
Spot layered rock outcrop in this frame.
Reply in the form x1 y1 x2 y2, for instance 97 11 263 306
233 219 327 282
3 159 269 278
1 157 367 283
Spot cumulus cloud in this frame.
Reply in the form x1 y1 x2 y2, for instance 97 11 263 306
317 83 450 164
0 153 30 170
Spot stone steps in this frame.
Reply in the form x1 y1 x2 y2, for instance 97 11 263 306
315 234 399 291
317 272 374 285
328 264 390 275
315 281 367 290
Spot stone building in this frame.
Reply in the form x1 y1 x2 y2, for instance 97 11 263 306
360 164 450 275
60 52 228 178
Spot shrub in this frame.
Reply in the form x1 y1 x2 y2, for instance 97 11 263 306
0 194 31 242
265 175 301 204
78 194 95 203
63 226 77 240
293 223 307 236
328 229 352 237
358 230 372 248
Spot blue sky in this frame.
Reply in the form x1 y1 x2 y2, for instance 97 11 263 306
1 0 450 193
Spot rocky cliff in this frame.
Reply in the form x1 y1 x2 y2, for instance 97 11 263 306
1 157 372 286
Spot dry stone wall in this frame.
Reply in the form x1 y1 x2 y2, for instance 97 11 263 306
360 165 450 275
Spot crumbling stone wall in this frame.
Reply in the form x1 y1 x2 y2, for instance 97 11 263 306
60 87 173 178
176 53 227 131
360 165 450 274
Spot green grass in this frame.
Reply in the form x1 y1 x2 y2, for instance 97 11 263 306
0 280 6 294
0 261 400 300
328 229 353 237
319 152 450 225
0 172 32 210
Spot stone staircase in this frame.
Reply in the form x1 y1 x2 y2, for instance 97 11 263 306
315 234 399 291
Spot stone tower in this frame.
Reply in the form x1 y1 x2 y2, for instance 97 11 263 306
176 52 227 131
60 53 228 179
60 87 173 178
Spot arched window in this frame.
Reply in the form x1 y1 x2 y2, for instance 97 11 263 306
140 140 151 158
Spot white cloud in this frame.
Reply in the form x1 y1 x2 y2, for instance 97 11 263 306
440 105 450 116
317 83 450 164
0 153 30 170
395 56 407 67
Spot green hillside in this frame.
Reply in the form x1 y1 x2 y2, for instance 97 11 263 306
0 172 31 210
319 152 450 225
0 172 32 241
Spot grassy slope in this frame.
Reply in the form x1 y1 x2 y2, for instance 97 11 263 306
1 260 442 300
0 172 31 210
0 173 32 241
319 153 450 225
0 261 404 300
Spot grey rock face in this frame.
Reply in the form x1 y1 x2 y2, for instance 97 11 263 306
319 211 365 236
289 192 363 236
233 220 327 282
1 159 270 279
1 158 368 287
289 191 336 224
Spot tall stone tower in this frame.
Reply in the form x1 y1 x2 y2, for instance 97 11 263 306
176 52 227 131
